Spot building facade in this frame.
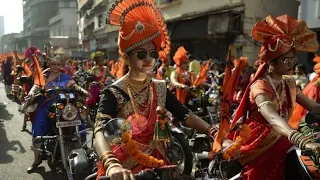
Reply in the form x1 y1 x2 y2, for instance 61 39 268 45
49 0 79 55
78 0 300 64
0 16 4 37
22 0 59 50
296 0 320 72
0 33 20 53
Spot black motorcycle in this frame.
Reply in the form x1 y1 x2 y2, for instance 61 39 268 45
29 88 96 180
85 166 195 180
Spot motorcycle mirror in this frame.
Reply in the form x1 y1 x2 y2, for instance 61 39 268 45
230 116 244 132
103 118 132 143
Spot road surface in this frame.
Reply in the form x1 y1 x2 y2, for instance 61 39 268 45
0 83 92 180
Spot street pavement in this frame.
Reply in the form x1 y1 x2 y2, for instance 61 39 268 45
0 83 92 180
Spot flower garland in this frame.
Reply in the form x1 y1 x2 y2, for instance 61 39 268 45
223 124 251 160
121 131 165 167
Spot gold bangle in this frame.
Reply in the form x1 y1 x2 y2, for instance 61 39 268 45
103 157 120 169
102 154 117 166
288 130 298 142
290 132 300 144
100 151 114 162
106 163 122 176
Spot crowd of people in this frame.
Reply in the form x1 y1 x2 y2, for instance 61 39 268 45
0 0 320 180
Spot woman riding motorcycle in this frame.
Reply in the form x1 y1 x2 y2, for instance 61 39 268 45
227 15 320 180
93 1 216 179
86 51 116 112
20 46 42 131
25 51 89 173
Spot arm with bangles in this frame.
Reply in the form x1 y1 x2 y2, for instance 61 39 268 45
170 71 188 89
93 90 134 179
296 92 320 113
164 89 217 137
256 94 320 151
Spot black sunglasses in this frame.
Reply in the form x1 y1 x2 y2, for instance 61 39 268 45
131 50 158 61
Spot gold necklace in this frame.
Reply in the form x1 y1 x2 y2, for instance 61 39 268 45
125 75 153 116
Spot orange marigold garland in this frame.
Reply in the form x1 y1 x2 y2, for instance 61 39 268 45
121 129 165 167
223 124 251 160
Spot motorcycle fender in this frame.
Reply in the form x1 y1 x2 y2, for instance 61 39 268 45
170 127 187 138
69 148 90 174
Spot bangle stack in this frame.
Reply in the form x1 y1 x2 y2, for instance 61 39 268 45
288 130 312 149
207 126 218 140
100 151 122 175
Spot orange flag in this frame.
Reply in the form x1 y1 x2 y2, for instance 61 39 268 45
32 55 45 87
211 54 247 154
21 61 33 77
193 60 210 87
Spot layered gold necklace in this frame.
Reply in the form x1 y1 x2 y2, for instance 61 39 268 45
125 75 154 128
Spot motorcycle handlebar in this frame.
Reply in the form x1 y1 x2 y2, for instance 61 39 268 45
85 170 156 180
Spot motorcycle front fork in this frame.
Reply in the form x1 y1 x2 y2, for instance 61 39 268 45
58 126 81 180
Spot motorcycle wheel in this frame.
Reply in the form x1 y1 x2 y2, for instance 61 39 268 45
168 132 193 175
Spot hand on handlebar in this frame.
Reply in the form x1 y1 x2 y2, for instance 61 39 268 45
107 166 135 180
305 142 320 152
181 85 189 91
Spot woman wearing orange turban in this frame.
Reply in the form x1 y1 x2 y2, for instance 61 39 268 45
156 51 174 80
170 46 195 104
289 54 320 129
93 1 215 180
227 15 320 180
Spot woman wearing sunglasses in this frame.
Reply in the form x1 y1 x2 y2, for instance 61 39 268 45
93 1 215 180
228 15 320 180
170 46 195 105
26 51 89 173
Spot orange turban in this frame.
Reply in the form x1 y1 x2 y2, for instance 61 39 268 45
159 50 167 62
314 54 320 74
234 57 248 68
173 46 188 66
106 0 170 55
252 15 318 62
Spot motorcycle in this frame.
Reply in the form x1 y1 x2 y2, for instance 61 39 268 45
101 118 193 176
29 88 96 180
85 166 195 180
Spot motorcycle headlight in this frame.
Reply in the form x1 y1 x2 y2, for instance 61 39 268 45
62 104 78 121
197 108 204 114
